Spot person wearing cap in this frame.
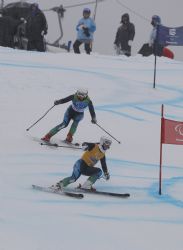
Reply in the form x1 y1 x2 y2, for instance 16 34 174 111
26 3 48 52
41 89 97 143
138 15 174 59
149 15 174 58
114 13 135 56
54 136 112 190
73 8 96 54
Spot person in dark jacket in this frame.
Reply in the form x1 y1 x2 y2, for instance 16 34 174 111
54 136 112 190
0 16 23 48
26 3 48 52
114 13 135 56
41 89 97 143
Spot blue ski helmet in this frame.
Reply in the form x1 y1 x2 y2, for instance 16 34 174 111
83 8 91 15
151 15 161 26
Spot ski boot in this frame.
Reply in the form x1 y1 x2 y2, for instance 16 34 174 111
65 133 73 143
79 180 96 191
51 181 63 191
41 133 52 142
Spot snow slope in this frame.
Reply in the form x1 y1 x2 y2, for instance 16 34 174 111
0 47 183 250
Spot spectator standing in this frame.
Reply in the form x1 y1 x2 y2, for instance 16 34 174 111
149 15 174 59
73 8 96 55
114 13 135 56
26 3 48 52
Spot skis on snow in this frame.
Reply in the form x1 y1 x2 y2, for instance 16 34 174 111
40 139 81 149
32 185 130 199
65 186 130 198
61 140 80 147
32 185 84 199
30 136 81 149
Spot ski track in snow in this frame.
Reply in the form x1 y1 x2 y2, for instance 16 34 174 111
1 152 183 209
1 56 183 122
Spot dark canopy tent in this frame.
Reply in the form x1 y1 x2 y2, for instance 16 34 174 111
2 2 43 19
0 1 47 50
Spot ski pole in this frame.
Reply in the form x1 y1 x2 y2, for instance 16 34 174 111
26 105 55 131
40 143 82 150
95 123 121 144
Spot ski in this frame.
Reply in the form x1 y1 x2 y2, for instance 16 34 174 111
32 185 84 199
30 136 58 147
40 141 59 147
40 141 81 149
61 140 80 147
71 186 130 198
30 136 81 149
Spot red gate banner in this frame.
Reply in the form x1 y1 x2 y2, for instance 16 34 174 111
162 118 183 145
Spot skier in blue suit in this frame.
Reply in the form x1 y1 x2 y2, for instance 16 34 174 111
73 8 96 54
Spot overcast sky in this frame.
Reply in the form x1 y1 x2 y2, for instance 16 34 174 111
4 0 183 60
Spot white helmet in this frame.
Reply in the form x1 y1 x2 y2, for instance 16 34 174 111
76 88 88 98
100 136 112 151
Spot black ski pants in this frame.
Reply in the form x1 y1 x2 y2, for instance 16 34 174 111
27 39 46 52
73 40 91 54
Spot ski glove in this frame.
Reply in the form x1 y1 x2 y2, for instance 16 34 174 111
128 40 133 46
104 171 110 180
91 117 97 124
114 44 118 50
83 27 90 37
41 30 47 36
54 100 60 105
20 17 27 24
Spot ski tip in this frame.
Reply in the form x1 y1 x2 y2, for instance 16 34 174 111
60 189 85 199
62 140 80 148
64 192 84 199
40 142 58 147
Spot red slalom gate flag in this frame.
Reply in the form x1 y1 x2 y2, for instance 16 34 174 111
161 118 183 145
159 105 183 195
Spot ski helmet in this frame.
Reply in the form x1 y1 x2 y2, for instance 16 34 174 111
151 15 161 26
83 8 91 15
100 136 112 150
76 88 88 99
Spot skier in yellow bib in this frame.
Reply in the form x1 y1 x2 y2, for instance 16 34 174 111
54 136 112 190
